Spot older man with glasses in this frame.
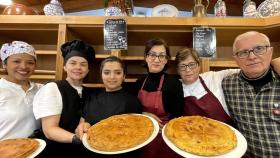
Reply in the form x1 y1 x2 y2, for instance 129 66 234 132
222 31 280 157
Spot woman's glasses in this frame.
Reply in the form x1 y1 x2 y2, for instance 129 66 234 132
177 62 198 71
147 52 168 61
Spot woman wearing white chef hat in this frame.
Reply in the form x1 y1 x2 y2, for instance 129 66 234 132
0 41 41 140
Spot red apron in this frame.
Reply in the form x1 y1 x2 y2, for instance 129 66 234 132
184 76 234 126
138 75 182 158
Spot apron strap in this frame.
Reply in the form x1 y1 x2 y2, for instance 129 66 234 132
199 76 211 93
140 77 148 90
140 74 165 91
157 75 165 91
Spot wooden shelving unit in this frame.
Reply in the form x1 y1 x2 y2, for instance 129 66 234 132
36 50 57 55
0 15 279 87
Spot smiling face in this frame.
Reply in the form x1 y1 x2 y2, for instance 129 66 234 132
3 53 36 84
101 61 125 92
178 55 200 84
64 56 89 82
145 45 168 73
233 32 273 78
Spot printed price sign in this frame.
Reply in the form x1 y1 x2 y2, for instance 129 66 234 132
193 27 216 58
104 19 127 50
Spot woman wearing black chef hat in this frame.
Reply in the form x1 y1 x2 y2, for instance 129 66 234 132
33 39 94 157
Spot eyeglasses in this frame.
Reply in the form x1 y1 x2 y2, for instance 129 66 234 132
177 62 198 71
147 52 168 61
234 45 271 59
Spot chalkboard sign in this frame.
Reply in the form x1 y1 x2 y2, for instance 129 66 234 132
104 19 127 50
193 27 216 58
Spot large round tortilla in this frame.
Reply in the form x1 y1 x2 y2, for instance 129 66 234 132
0 138 39 158
165 116 237 156
87 114 154 152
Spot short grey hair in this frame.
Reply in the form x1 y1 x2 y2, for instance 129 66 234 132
232 31 270 53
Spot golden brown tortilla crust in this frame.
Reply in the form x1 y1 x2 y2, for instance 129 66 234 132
0 138 39 158
165 116 237 156
87 114 154 152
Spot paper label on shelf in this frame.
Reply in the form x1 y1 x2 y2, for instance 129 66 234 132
104 19 127 50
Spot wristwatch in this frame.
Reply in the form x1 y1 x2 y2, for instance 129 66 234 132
72 135 82 145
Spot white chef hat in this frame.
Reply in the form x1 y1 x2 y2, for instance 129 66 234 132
0 41 36 62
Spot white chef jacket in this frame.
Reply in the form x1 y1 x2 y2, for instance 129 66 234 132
33 82 82 120
0 78 41 140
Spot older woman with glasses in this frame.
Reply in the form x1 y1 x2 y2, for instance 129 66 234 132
135 38 184 158
175 48 239 126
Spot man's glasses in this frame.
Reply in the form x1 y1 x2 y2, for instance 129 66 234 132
147 52 168 61
234 45 271 59
177 62 198 71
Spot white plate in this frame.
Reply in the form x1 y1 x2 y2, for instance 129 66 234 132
162 123 247 158
151 4 179 17
82 114 159 154
28 139 46 158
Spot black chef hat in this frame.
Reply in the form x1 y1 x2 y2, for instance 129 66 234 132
61 39 95 64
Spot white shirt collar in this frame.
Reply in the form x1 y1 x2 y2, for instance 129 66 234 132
182 78 207 99
0 78 35 91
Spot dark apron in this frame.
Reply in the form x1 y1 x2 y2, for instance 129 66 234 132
37 80 91 158
138 75 182 158
184 76 235 126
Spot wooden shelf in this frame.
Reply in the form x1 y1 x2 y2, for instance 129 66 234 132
83 83 104 88
124 78 137 82
30 75 55 80
1 16 279 32
1 15 279 85
0 20 59 45
0 69 55 80
83 78 137 88
121 56 144 60
0 74 55 80
96 54 110 59
209 59 238 68
36 50 57 55
89 54 174 61
0 69 55 74
120 56 176 61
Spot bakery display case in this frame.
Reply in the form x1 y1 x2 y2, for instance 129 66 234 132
0 15 279 87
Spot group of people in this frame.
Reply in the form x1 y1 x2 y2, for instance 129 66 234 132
0 31 279 158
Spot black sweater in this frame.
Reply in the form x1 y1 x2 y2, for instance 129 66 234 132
83 88 142 125
134 71 184 118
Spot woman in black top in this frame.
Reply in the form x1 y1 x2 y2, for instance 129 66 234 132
76 56 142 158
135 38 184 158
33 39 95 157
82 56 142 125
